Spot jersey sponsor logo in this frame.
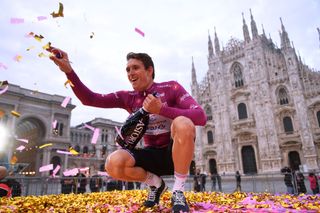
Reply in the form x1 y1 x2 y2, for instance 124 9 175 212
179 93 190 102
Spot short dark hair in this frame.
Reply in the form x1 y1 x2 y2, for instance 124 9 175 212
126 52 155 79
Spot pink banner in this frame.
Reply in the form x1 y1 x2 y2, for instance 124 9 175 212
39 164 53 172
79 167 89 172
61 96 71 108
91 128 100 144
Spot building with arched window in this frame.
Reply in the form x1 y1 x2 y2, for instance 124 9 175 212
191 12 320 174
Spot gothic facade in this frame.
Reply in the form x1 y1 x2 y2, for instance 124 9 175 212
191 12 320 175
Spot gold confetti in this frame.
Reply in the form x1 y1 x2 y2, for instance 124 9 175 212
64 79 74 88
11 110 21 117
51 2 64 18
39 143 53 149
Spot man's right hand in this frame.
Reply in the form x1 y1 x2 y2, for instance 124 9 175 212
46 46 73 74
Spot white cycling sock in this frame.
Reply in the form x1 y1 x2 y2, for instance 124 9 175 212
172 171 187 192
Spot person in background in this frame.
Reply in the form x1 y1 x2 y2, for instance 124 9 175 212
90 174 103 193
200 171 207 192
282 167 294 194
210 173 217 191
308 172 319 195
216 173 222 192
295 171 307 194
235 171 241 192
193 169 201 192
0 166 6 180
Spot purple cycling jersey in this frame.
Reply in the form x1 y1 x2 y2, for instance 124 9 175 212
66 71 206 148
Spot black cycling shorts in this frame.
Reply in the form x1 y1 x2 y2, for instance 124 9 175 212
127 142 174 177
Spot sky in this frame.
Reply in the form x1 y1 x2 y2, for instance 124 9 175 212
1 0 319 126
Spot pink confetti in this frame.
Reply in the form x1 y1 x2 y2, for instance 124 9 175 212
97 171 108 176
0 63 8 70
16 138 29 143
13 55 22 62
63 168 79 176
91 128 100 144
79 167 89 172
37 16 47 21
115 126 124 140
10 18 24 24
61 96 71 108
0 85 9 95
52 120 57 129
39 164 53 172
57 150 72 155
134 27 145 37
16 145 25 151
84 123 95 131
52 165 61 177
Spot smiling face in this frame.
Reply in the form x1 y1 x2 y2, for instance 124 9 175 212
126 58 154 91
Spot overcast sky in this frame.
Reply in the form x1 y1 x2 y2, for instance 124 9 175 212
1 0 319 126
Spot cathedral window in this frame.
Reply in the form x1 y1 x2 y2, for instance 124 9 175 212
232 63 244 88
83 146 88 154
238 103 248 119
207 130 214 144
278 88 289 105
283 116 294 133
205 105 213 121
317 111 320 127
101 134 105 142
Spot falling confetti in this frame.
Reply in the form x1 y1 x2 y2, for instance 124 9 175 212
13 55 23 62
52 165 61 177
42 42 51 50
16 138 28 143
11 110 21 117
26 46 35 51
57 150 72 155
0 85 9 95
115 126 124 140
51 2 64 18
97 171 108 176
39 164 53 172
16 145 25 151
10 18 24 24
63 168 79 176
52 120 57 129
37 16 47 21
90 32 95 39
61 96 71 108
69 147 79 155
39 143 53 149
64 79 74 88
134 27 145 37
84 123 95 131
34 34 44 42
0 62 8 70
91 128 100 144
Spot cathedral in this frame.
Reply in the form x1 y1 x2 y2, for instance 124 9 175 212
191 11 320 175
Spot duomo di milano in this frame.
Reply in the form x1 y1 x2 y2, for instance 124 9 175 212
192 13 320 175
1 12 320 177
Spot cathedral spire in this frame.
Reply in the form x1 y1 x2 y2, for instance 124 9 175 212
191 56 197 85
261 24 266 38
250 9 258 39
279 17 291 49
242 12 251 43
214 27 221 54
208 30 214 58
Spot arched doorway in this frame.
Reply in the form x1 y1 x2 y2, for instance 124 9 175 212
15 117 46 176
241 145 257 174
288 151 301 171
209 158 217 174
50 156 61 175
